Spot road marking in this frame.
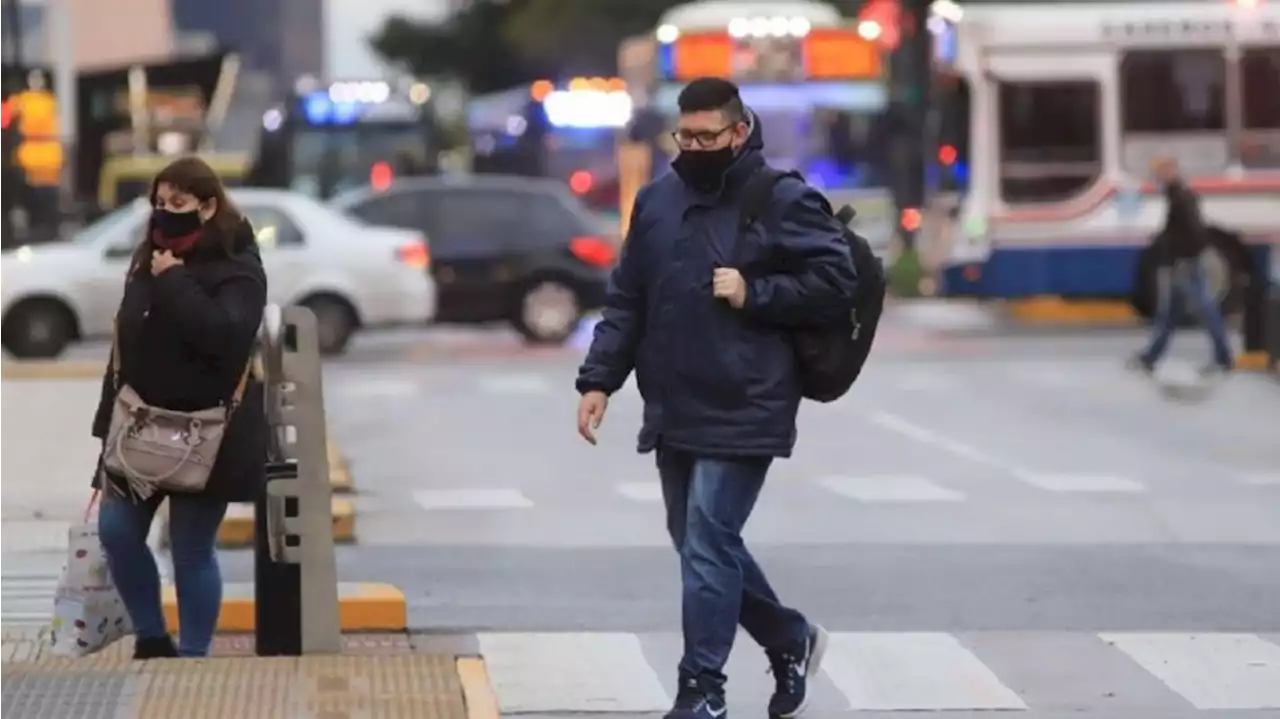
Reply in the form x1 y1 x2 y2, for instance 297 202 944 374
476 374 553 396
2 574 60 627
478 632 669 713
870 412 1019 471
819 475 965 503
1102 633 1280 709
1240 473 1280 486
824 632 1027 710
614 482 663 503
413 488 534 510
1015 473 1146 493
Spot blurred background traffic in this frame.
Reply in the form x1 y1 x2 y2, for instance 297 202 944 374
2 0 1277 362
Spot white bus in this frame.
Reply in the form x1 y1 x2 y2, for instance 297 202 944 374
929 1 1279 317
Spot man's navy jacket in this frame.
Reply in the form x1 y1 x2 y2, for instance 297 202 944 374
576 113 858 458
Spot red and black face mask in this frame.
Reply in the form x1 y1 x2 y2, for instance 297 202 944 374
150 209 205 254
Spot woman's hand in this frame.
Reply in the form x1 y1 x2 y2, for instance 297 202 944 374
151 250 184 275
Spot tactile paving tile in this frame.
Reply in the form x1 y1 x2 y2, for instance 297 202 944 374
2 666 141 719
131 657 300 719
296 655 465 718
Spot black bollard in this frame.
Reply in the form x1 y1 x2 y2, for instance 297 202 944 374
254 460 302 656
1241 269 1267 357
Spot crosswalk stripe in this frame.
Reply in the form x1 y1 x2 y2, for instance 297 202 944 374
823 632 1027 710
478 632 669 713
1014 473 1147 493
413 488 534 510
1101 633 1280 710
615 482 663 503
2 575 60 626
819 475 966 503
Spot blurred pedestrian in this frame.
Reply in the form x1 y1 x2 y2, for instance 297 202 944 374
91 156 269 659
1129 156 1234 376
575 78 857 719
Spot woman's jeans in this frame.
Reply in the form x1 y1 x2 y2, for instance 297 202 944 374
98 492 228 657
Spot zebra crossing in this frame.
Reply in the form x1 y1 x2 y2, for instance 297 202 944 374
0 574 62 628
471 630 1280 714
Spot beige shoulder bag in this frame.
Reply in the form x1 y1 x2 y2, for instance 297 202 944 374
102 319 252 499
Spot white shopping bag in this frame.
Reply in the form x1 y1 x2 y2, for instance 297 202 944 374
49 492 132 657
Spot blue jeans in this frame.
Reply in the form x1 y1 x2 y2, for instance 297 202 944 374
657 447 809 690
1140 258 1234 368
98 492 228 657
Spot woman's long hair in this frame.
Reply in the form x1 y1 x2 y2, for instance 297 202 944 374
131 156 244 273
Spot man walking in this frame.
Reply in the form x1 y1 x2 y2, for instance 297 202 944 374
575 78 858 719
1130 156 1234 376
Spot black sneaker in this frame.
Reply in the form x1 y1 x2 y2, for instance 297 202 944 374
767 624 828 718
665 677 728 719
132 635 178 660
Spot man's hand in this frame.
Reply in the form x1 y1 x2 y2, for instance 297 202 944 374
151 250 184 275
577 390 609 445
713 267 747 309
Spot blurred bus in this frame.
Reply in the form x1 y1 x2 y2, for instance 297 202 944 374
469 78 631 215
615 0 892 236
249 77 441 200
926 0 1279 317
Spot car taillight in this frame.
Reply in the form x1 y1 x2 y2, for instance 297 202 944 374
569 235 616 268
397 239 430 269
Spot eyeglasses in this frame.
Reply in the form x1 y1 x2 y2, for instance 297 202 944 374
671 125 734 149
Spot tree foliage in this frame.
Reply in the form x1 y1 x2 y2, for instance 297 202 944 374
369 1 545 94
370 0 687 92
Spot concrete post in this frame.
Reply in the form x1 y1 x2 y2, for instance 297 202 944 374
257 304 342 654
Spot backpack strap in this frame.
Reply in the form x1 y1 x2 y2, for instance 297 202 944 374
737 167 803 231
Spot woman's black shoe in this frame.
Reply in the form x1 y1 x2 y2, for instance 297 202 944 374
132 635 179 659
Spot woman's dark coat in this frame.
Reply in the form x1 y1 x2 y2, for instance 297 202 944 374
92 218 269 503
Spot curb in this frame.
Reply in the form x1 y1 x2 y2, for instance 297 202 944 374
1005 297 1139 325
0 362 102 380
214 498 355 548
160 581 407 633
1235 350 1273 373
457 657 500 719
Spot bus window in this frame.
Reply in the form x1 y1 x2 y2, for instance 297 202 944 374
1119 49 1228 173
997 81 1101 204
1240 46 1280 169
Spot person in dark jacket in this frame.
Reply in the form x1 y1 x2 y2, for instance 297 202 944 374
575 78 857 719
1130 156 1233 375
91 156 268 659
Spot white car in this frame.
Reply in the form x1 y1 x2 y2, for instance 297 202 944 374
2 188 436 358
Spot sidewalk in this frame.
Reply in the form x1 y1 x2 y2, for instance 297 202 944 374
2 629 472 718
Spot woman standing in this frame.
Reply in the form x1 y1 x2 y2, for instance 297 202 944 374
91 156 268 659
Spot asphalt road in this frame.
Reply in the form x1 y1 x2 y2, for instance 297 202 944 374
20 306 1280 716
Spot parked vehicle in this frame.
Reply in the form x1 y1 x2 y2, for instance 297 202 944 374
2 188 436 358
331 175 614 343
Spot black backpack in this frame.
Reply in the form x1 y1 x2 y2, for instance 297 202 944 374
738 168 887 402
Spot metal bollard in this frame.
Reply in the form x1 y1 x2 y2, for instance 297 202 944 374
1268 285 1280 376
253 304 342 655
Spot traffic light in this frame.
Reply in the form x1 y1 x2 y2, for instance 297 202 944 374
10 87 62 187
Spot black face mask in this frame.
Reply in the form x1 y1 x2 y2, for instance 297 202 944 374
151 209 205 239
671 146 737 193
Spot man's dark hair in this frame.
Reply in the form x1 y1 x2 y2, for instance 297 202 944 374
677 77 746 123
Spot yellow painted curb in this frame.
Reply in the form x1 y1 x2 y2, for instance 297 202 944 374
328 441 353 494
1235 351 1272 372
0 361 103 379
1006 297 1138 325
215 498 355 548
161 581 407 633
457 657 500 719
